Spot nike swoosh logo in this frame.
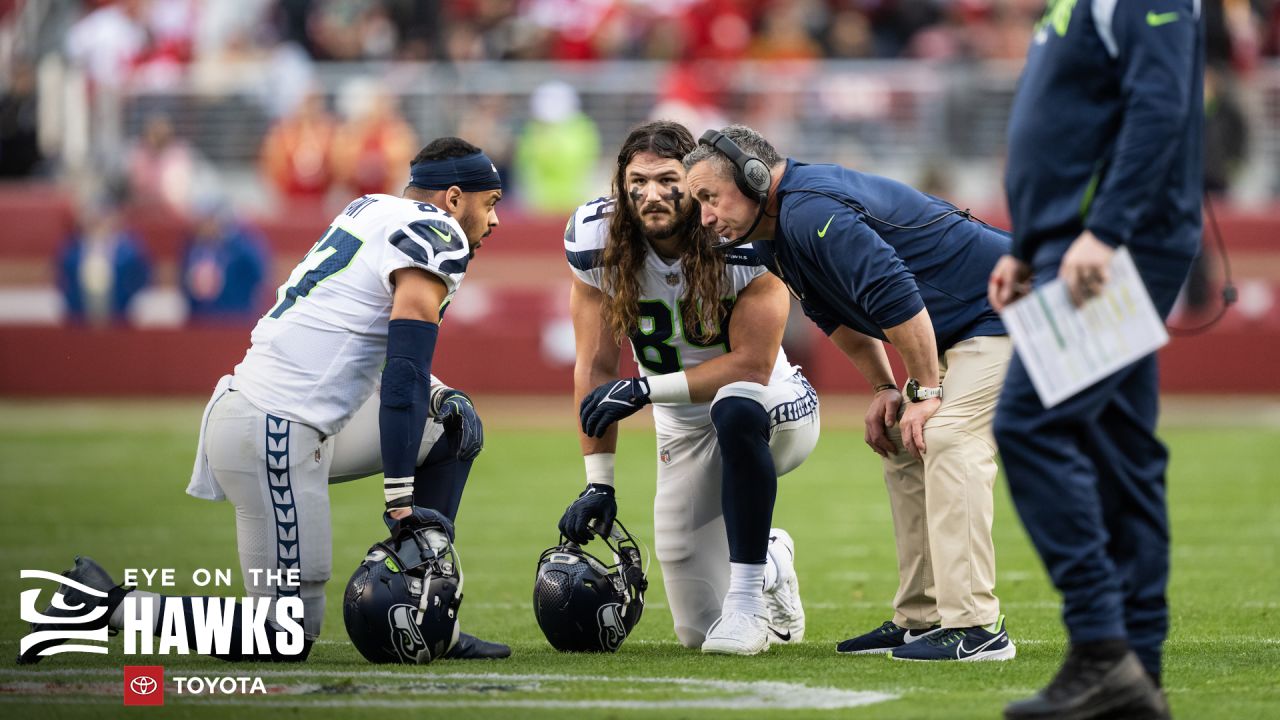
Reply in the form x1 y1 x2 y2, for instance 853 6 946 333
768 626 792 642
957 632 1005 658
1146 10 1178 27
427 225 455 244
817 215 835 238
904 629 935 642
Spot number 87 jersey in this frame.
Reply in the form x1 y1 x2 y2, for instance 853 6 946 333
564 197 794 430
232 194 471 437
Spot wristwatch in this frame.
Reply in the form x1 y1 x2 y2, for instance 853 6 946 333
904 378 943 403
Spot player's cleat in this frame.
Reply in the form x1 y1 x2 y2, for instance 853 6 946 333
1004 649 1168 720
701 611 772 656
891 614 1016 662
16 556 127 665
443 631 512 660
837 620 940 655
763 528 805 643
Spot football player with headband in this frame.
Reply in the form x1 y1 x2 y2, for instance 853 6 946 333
685 125 1017 662
19 138 509 665
560 120 821 655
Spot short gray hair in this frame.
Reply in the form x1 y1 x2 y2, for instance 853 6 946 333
681 124 783 173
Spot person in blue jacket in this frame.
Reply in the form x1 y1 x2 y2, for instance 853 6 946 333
990 2 1203 718
57 194 151 325
180 195 268 322
685 125 1016 663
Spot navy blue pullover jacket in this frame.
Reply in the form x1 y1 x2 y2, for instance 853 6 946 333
1005 0 1203 265
755 160 1009 352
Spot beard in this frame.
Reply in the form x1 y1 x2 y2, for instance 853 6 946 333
636 206 692 241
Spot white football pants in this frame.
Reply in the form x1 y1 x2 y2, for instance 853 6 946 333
653 370 820 648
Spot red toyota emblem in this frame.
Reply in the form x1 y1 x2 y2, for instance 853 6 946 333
123 666 164 706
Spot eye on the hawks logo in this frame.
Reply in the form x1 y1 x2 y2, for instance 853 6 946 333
597 602 626 651
18 569 110 659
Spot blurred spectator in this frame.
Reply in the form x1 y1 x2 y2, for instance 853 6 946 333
261 88 338 201
454 94 516 189
57 192 151 326
824 9 876 59
307 0 398 60
64 0 149 90
750 1 823 61
0 60 41 177
651 61 730 136
180 193 268 322
514 81 600 215
331 80 419 196
126 112 199 213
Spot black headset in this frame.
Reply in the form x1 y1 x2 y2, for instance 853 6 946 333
697 130 772 246
699 130 771 205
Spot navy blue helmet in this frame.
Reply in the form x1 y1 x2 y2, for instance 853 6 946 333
533 520 647 652
343 513 462 664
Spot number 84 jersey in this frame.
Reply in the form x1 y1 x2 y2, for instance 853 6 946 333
233 194 470 436
565 197 794 429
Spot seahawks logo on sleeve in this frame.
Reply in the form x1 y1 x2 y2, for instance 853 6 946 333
389 217 471 276
565 197 614 279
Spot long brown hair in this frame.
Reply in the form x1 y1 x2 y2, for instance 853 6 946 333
602 121 727 345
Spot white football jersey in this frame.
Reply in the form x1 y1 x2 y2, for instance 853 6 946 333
232 194 470 436
565 197 794 431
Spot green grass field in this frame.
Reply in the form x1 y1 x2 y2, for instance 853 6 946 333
1 399 1277 719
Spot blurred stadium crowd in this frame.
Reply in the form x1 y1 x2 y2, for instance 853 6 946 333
0 0 1277 328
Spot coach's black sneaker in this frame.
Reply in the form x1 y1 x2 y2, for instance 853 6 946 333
891 614 1015 661
837 620 940 655
16 556 129 665
443 632 511 660
1004 646 1168 720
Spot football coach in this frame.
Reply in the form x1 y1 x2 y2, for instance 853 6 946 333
990 2 1203 718
684 125 1016 662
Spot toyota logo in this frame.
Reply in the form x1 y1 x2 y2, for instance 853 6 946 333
130 676 158 696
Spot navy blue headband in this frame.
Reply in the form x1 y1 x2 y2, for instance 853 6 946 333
409 151 502 191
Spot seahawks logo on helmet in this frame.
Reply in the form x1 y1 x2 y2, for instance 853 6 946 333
388 604 429 663
344 512 462 665
597 603 626 652
533 519 648 653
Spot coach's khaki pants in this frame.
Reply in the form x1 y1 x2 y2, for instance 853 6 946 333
883 335 1011 630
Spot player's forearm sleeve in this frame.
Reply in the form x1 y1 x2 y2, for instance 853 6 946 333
380 319 439 507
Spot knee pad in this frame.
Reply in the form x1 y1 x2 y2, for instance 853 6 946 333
709 395 770 439
654 525 695 565
712 381 768 407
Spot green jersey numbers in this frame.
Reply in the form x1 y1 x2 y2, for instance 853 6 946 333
268 228 364 318
630 299 734 375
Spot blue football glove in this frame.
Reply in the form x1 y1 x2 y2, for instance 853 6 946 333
433 388 484 461
579 377 651 438
558 483 617 545
383 506 456 543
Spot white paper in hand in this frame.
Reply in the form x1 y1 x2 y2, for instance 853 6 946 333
1000 247 1168 409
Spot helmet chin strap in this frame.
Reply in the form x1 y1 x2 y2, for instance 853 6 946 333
718 197 768 250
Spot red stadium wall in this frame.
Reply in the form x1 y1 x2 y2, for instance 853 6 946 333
1 184 1275 397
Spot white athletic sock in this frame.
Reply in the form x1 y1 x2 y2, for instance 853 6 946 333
110 589 160 629
763 553 780 592
723 562 768 617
